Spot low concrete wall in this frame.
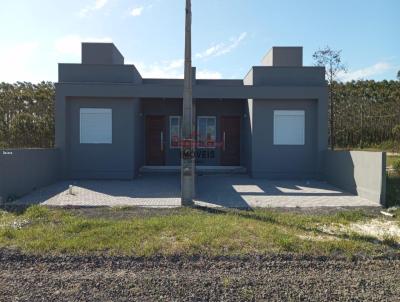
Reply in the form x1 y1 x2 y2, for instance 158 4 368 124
0 149 60 203
323 150 386 204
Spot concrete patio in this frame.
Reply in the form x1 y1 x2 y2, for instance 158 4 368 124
15 174 380 208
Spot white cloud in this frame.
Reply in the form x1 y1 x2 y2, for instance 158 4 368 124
0 42 45 83
196 70 223 79
339 62 392 82
79 0 109 17
130 6 144 17
54 35 112 56
129 59 223 79
196 32 247 59
94 0 108 9
132 59 184 78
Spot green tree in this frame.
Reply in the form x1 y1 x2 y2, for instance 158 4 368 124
393 125 400 152
333 80 400 149
0 81 55 148
9 113 39 147
313 46 346 150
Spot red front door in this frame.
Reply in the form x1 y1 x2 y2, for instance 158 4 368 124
146 116 166 165
220 116 241 166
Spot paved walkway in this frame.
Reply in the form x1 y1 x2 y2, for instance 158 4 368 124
17 176 181 208
195 175 379 208
16 175 380 208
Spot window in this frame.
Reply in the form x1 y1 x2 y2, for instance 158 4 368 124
273 110 305 145
80 108 112 144
170 116 181 148
197 116 216 148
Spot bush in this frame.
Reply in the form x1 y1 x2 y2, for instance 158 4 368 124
24 205 51 220
393 159 400 175
393 125 400 140
386 174 400 208
393 125 400 152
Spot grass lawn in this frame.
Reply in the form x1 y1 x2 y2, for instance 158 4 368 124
1 206 399 258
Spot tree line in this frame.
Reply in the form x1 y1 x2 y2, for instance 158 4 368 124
333 80 400 149
0 82 55 148
0 80 399 150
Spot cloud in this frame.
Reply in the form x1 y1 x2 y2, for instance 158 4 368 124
54 35 112 56
0 42 44 83
130 6 144 17
129 59 223 79
339 62 392 82
196 32 247 59
79 0 109 17
131 59 184 78
196 70 223 79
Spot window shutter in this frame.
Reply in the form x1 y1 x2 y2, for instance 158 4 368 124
273 110 305 145
80 108 112 144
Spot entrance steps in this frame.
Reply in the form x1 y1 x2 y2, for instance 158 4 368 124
139 166 247 175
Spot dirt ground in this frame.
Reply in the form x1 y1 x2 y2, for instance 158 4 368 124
1 249 399 302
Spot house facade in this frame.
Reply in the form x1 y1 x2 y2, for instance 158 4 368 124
55 43 328 180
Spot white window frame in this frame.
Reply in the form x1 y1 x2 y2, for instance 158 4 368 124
197 116 217 149
80 108 112 144
273 110 305 146
169 116 182 149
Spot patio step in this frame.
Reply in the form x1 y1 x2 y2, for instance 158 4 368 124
197 166 247 175
139 166 247 175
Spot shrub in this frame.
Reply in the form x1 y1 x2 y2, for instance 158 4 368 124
393 159 400 175
24 205 51 220
393 125 400 140
393 125 400 152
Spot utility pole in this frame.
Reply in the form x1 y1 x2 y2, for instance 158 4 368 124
181 0 195 205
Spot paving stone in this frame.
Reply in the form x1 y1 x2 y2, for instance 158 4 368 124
16 174 380 208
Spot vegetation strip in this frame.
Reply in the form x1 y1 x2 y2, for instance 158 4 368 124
1 206 399 258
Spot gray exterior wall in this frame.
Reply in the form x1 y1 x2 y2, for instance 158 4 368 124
57 86 327 179
82 43 124 65
133 98 144 174
323 151 386 204
261 47 303 67
58 64 141 84
67 97 139 179
56 42 328 180
0 149 60 203
250 67 326 86
243 64 328 179
251 99 319 179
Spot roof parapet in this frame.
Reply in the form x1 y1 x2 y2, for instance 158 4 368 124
81 43 124 65
261 47 303 67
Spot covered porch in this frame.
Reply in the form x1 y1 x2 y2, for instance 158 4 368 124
140 97 248 169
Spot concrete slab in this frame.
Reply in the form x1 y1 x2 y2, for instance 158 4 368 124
195 175 380 208
15 174 380 208
16 175 181 208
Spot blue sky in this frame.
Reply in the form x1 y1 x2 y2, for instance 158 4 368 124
0 0 399 82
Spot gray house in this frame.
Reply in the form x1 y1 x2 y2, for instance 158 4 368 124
56 43 328 180
0 43 386 206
